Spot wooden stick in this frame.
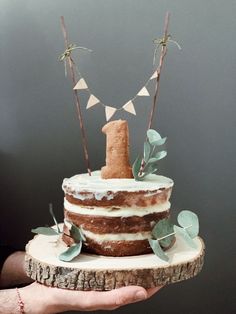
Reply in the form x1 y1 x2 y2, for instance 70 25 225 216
60 16 91 176
147 11 170 130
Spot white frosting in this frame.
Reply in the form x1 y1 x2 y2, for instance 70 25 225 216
62 170 174 200
64 199 170 217
81 228 151 242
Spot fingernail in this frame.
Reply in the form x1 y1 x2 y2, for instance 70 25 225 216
134 291 147 301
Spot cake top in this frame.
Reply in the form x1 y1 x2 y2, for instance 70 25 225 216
62 170 173 195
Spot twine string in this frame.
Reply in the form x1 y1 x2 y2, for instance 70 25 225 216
59 44 92 77
153 34 181 66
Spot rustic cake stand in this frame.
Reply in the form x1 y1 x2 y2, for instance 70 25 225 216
25 232 205 291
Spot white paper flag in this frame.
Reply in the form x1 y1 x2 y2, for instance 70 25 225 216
123 101 136 115
86 94 100 109
105 106 117 121
150 70 158 80
73 78 88 90
137 86 149 96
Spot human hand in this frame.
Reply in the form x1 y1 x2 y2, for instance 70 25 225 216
20 282 162 313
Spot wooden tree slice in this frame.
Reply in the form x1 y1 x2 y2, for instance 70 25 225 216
25 233 205 291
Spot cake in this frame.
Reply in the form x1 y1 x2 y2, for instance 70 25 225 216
61 120 175 256
62 171 173 256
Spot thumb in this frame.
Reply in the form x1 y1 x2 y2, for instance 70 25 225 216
111 286 148 307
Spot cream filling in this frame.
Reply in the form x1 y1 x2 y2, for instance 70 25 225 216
64 199 170 217
81 228 151 243
64 219 151 242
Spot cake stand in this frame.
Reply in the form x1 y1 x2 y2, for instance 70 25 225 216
25 232 205 291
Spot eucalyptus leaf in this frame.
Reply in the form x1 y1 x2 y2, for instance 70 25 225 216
148 157 159 164
148 239 169 262
174 225 197 249
152 218 174 248
59 242 82 262
31 227 58 236
132 155 144 181
49 203 61 234
155 150 167 160
146 163 158 174
144 141 151 163
147 129 161 145
177 210 199 238
70 224 86 242
153 137 167 146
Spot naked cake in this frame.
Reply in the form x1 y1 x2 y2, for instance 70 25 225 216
62 120 175 256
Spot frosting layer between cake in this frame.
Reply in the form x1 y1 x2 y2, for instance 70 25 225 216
64 199 170 217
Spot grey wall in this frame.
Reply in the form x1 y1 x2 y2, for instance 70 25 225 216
0 0 235 313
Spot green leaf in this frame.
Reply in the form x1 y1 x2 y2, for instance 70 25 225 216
154 137 167 146
70 223 86 242
177 210 199 238
59 242 82 262
148 157 160 164
147 129 162 145
144 141 151 163
49 203 61 234
146 151 167 166
145 163 158 175
132 155 143 181
174 225 197 249
148 239 169 262
155 150 167 160
31 227 58 236
152 218 174 248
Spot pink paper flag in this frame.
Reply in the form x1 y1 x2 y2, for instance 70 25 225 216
123 101 136 115
150 70 158 80
86 94 100 109
137 86 149 96
73 78 88 90
105 106 117 121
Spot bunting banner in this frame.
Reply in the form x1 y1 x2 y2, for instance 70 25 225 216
150 70 158 80
105 106 117 121
137 86 150 96
122 101 136 115
86 94 100 109
73 68 159 121
73 78 88 90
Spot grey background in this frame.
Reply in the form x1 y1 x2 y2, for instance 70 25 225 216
0 0 235 313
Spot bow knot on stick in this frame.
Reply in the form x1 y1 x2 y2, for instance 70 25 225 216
153 35 181 65
153 34 171 47
59 44 92 62
59 44 92 77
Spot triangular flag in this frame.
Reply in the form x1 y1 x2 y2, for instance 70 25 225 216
73 78 88 90
123 101 136 115
150 70 158 80
105 106 117 121
137 86 149 96
86 94 100 109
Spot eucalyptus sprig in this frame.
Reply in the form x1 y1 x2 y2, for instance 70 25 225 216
31 203 62 236
132 129 167 181
31 204 85 262
149 210 199 262
58 221 84 262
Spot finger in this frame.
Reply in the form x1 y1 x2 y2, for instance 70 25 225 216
146 286 163 298
75 286 148 311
